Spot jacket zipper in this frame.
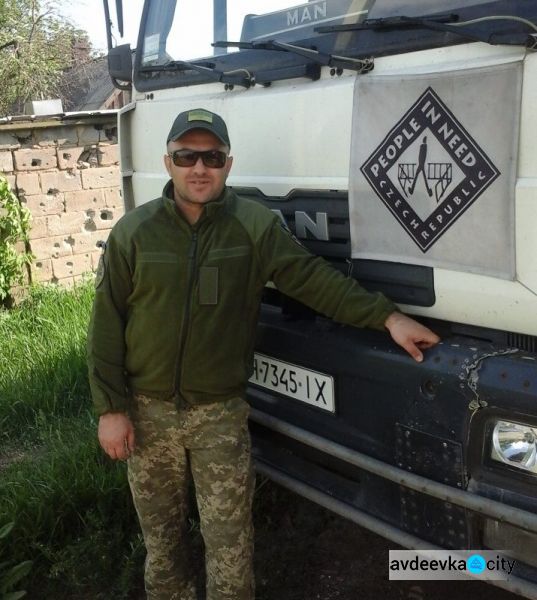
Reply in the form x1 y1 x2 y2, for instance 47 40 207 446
173 230 199 397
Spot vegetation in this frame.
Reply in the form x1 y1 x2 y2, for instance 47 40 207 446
0 522 32 600
0 282 143 598
0 0 91 115
0 176 32 308
0 282 92 438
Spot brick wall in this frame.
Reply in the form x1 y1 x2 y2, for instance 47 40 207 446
0 113 124 287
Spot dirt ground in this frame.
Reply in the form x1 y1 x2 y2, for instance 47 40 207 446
122 477 523 600
251 480 522 600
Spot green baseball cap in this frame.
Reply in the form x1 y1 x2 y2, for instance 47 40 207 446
166 108 230 147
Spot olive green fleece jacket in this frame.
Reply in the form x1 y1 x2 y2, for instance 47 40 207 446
87 182 396 416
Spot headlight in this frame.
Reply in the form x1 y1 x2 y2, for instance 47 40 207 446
491 421 537 473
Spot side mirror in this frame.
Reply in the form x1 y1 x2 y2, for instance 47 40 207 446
108 44 132 90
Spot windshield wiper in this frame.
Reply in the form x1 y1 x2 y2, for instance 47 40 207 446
316 13 458 33
213 40 373 73
316 13 537 48
140 59 253 87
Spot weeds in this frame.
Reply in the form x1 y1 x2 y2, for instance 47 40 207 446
0 176 32 306
0 282 143 598
0 281 94 442
0 522 32 600
0 419 143 597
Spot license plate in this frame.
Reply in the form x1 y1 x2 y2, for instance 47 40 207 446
249 353 335 412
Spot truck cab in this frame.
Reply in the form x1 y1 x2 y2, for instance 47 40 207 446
104 1 537 595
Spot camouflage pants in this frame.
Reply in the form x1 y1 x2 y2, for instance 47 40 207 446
127 394 255 600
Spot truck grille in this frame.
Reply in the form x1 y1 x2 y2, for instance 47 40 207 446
507 333 537 354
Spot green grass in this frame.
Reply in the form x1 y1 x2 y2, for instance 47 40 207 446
0 282 144 598
0 281 94 442
0 415 143 598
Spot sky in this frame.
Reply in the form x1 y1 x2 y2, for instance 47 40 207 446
60 0 144 53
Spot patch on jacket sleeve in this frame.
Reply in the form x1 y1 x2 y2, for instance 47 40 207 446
95 241 107 288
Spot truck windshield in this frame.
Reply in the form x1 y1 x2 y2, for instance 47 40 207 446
140 0 371 65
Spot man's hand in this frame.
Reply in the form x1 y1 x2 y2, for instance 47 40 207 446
98 412 135 460
384 311 440 363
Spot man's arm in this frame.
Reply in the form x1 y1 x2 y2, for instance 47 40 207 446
257 217 440 361
384 311 440 362
87 229 135 460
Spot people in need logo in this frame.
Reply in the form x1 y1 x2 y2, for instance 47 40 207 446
361 87 500 252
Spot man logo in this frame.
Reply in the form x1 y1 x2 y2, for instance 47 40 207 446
398 136 452 204
361 88 500 252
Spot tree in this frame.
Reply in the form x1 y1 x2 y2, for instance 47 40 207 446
0 0 89 115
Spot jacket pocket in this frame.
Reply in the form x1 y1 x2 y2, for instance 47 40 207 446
201 246 253 308
199 266 219 305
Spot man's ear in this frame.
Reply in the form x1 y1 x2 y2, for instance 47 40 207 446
225 155 233 177
164 153 172 176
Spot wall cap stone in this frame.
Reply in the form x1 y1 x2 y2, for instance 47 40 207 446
0 110 118 133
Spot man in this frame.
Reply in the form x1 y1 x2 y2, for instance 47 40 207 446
87 108 439 600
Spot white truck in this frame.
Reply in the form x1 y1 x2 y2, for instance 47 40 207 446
103 1 537 596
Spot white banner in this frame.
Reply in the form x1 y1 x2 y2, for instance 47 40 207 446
349 61 522 279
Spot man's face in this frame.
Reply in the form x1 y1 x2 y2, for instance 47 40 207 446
164 129 232 214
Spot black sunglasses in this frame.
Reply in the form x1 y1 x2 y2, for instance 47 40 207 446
168 149 228 169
